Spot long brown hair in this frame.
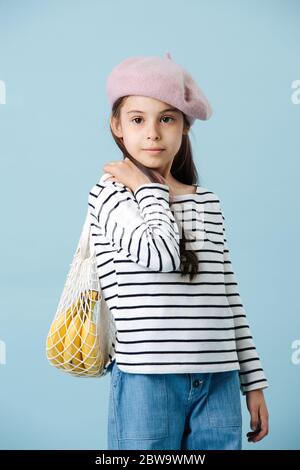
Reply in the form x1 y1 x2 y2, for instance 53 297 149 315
109 95 200 281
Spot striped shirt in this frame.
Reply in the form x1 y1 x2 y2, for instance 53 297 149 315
88 174 269 395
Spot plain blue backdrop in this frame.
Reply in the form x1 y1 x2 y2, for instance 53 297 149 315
0 0 299 450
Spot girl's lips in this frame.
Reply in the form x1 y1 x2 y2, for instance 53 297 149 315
143 149 165 153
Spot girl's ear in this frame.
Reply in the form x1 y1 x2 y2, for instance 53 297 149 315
183 126 190 136
110 115 123 138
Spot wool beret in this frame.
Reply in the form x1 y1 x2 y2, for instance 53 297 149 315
106 52 213 126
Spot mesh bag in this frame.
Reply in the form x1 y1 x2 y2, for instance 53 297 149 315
46 208 117 377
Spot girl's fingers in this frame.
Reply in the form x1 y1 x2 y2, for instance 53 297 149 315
248 427 267 442
257 411 269 438
249 410 259 433
247 407 269 442
102 172 114 180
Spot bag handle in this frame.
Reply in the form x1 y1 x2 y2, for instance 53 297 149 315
76 208 92 261
78 174 113 261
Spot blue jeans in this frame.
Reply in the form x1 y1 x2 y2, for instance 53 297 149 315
107 360 242 450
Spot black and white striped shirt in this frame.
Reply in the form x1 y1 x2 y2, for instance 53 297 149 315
88 174 269 395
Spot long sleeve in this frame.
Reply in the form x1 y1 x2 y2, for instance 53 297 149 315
220 205 269 395
88 176 181 272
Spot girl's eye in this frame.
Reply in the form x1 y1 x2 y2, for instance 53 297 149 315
132 117 143 124
131 116 175 124
161 116 175 123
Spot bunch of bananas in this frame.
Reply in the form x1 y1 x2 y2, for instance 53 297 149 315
46 289 104 376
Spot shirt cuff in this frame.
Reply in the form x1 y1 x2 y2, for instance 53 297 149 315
241 381 269 396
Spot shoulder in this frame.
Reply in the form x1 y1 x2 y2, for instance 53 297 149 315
199 186 225 219
88 173 134 204
90 173 125 192
198 185 221 203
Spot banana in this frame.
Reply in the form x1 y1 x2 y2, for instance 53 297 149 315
86 290 100 303
81 290 103 374
62 307 84 371
46 296 81 366
47 289 102 375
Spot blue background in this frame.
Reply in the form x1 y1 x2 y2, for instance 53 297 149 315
0 0 299 450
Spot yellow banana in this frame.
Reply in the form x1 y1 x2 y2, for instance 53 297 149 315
85 290 100 304
47 289 101 375
46 296 81 366
62 308 84 371
81 290 103 374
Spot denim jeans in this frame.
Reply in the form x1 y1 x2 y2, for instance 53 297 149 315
107 360 242 450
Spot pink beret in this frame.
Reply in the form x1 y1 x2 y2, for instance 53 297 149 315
106 52 213 126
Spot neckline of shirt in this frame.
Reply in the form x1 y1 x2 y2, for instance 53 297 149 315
171 184 200 199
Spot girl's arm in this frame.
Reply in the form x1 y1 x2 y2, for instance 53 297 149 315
211 196 269 443
219 202 269 396
88 175 181 272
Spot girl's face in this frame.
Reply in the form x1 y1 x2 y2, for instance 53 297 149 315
110 95 188 173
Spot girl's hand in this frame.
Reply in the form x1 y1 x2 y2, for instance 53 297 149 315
245 389 269 443
103 157 151 193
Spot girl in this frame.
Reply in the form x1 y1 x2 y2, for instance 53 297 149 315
88 52 269 450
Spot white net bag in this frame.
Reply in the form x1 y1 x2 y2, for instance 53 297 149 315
46 208 117 377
